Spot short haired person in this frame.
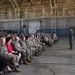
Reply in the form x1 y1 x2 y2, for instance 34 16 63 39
69 27 74 49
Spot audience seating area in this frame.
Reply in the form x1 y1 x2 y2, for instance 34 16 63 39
0 33 59 75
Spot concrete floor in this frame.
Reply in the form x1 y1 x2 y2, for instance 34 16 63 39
6 37 75 75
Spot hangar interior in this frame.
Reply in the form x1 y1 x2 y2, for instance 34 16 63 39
0 0 75 35
0 1 75 75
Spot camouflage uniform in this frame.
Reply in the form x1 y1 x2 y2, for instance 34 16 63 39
36 37 45 51
19 39 31 59
0 43 18 68
26 38 36 55
12 41 27 62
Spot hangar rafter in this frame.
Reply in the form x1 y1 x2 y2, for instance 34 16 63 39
0 0 75 19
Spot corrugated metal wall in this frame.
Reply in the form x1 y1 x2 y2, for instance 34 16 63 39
41 17 75 36
0 17 75 35
29 21 40 34
0 19 29 34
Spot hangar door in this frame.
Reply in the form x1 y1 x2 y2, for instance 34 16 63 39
29 21 40 34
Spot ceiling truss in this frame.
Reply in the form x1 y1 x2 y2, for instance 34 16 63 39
0 0 75 19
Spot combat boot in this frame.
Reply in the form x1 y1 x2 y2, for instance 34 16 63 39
37 51 41 55
26 58 32 62
23 60 29 65
14 67 21 72
30 56 34 59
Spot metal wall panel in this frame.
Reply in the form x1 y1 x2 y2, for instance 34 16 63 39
0 22 3 30
69 17 75 27
29 21 40 34
22 20 29 34
2 21 21 30
41 18 45 29
13 21 20 29
57 18 66 28
0 20 22 33
3 22 9 30
50 18 56 28
41 17 75 35
0 17 75 35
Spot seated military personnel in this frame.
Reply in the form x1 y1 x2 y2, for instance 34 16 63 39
0 55 13 75
32 34 42 55
19 36 32 62
0 36 21 72
43 34 53 47
20 36 34 60
26 36 39 56
43 34 50 46
52 31 59 43
47 34 54 46
35 34 46 51
6 37 21 67
12 36 29 65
